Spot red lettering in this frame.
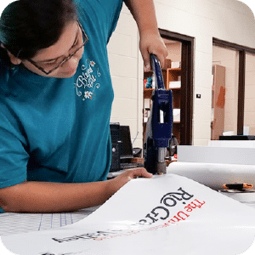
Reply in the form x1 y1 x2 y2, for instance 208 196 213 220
184 199 206 213
168 219 176 224
194 199 205 207
177 211 190 220
184 204 193 212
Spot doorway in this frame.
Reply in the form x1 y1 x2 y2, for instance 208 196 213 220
212 45 239 139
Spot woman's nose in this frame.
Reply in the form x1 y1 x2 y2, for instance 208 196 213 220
64 47 84 67
64 55 79 69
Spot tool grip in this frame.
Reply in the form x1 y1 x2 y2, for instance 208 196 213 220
150 54 165 90
223 183 253 191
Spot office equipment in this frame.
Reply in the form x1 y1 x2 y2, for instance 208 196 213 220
119 125 133 160
110 123 121 172
143 59 182 147
144 54 173 175
110 124 143 173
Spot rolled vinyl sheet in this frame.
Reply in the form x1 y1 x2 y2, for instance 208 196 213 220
208 140 255 148
167 162 255 190
177 145 255 166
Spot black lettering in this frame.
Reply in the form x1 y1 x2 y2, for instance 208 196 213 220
178 188 194 201
151 206 170 220
160 188 194 207
52 238 67 243
160 194 177 207
138 219 148 225
145 213 158 224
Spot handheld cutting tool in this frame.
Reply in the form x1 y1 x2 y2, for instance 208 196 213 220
144 54 173 175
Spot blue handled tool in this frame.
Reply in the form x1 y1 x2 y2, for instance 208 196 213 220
144 54 173 175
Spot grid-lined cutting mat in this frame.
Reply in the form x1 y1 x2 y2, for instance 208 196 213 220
0 206 99 236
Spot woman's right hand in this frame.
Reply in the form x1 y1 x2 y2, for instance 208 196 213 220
108 168 153 194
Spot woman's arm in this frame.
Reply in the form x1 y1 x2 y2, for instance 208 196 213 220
124 0 168 71
0 168 152 213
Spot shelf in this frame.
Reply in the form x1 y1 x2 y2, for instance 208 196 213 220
144 87 180 99
144 88 153 98
144 71 153 75
166 68 182 90
170 87 181 90
144 69 168 72
167 68 181 72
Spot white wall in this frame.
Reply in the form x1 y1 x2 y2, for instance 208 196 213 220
108 0 255 148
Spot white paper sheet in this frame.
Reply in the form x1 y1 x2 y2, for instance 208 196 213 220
2 174 255 255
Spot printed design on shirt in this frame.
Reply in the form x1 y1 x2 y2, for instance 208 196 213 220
74 59 101 101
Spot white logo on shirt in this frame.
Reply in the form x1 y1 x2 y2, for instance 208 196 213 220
74 59 101 100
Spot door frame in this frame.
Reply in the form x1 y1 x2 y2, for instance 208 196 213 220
213 38 255 135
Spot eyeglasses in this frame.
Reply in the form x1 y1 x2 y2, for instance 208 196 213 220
27 22 88 75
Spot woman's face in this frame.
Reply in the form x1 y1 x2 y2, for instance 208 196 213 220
22 21 85 78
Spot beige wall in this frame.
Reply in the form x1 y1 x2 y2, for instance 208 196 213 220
108 0 255 148
107 5 143 148
166 42 181 63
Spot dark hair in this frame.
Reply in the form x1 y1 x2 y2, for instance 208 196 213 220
0 0 77 62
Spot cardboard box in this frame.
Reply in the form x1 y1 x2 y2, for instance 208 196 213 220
171 61 181 68
169 81 181 89
163 59 171 69
173 108 180 122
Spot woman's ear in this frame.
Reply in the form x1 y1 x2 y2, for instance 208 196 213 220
1 44 22 65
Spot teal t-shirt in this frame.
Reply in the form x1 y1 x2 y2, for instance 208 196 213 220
0 0 123 213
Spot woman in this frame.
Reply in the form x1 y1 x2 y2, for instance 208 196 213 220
0 0 167 213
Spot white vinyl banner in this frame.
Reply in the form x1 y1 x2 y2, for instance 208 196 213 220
2 174 255 255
